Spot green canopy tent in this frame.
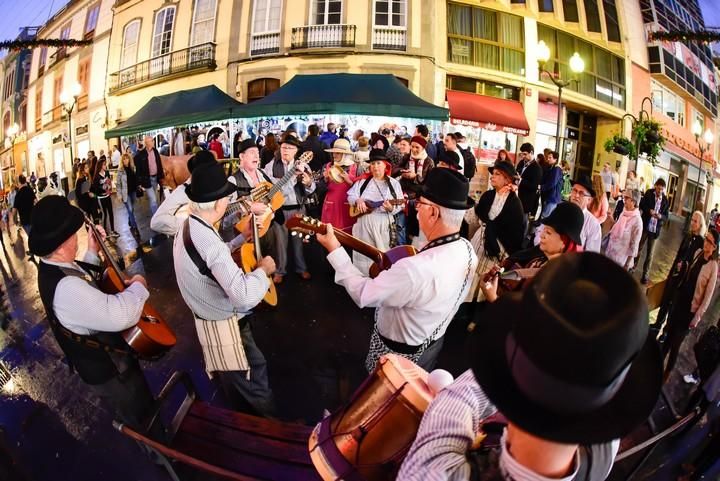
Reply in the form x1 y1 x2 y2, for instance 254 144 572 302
236 73 449 120
104 85 244 138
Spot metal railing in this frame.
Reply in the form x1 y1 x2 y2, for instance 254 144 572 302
250 32 281 56
43 105 64 126
109 42 216 93
77 93 88 111
372 27 407 51
291 24 356 49
35 117 41 131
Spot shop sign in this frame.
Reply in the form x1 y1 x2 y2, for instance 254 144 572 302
450 118 528 135
52 134 65 145
76 124 88 136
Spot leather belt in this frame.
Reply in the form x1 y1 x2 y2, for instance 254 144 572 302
378 332 437 355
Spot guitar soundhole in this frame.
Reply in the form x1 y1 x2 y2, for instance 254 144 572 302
142 315 160 324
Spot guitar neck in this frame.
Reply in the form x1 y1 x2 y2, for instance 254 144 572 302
333 228 384 261
86 220 127 280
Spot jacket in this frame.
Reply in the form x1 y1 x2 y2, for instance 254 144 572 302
302 135 330 172
459 146 476 180
540 165 563 205
475 189 524 256
639 189 669 238
134 147 164 188
116 166 138 203
395 153 434 196
517 160 542 215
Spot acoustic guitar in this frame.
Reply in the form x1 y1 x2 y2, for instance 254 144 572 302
235 151 314 238
84 217 177 359
231 213 278 306
482 262 541 297
285 215 417 278
349 199 407 218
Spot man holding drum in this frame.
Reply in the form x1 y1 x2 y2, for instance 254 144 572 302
317 168 478 372
398 253 662 481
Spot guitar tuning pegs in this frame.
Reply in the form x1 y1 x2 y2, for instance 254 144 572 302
290 231 297 237
304 234 311 241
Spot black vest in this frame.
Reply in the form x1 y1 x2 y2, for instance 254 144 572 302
37 261 124 385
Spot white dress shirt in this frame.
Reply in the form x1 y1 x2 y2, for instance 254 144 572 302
42 251 149 335
173 215 267 321
150 182 190 236
534 208 601 253
327 239 477 345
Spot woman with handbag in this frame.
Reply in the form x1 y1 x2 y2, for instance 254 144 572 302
91 158 118 237
116 153 141 239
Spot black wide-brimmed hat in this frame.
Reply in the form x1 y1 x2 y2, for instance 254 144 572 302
488 160 518 181
280 134 302 149
471 252 662 444
237 138 258 154
570 175 596 198
368 148 389 163
29 196 84 257
420 167 473 210
540 202 584 245
187 150 217 173
437 149 461 170
186 162 236 203
370 133 390 152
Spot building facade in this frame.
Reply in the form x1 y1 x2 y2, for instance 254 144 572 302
25 0 114 182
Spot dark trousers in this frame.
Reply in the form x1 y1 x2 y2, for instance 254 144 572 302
661 309 693 378
654 274 681 328
416 337 445 372
636 231 658 278
216 322 276 417
98 196 115 232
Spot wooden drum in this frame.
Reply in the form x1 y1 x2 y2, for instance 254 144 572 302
308 354 435 481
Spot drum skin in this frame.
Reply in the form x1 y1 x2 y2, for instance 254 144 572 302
308 355 434 481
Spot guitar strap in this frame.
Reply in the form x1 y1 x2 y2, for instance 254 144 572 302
183 217 219 284
359 176 398 199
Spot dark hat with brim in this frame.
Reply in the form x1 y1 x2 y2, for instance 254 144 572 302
370 133 390 152
540 202 584 245
570 175 596 198
420 167 473 210
280 134 302 149
488 161 517 181
471 252 662 444
237 138 258 154
187 150 217 173
186 162 236 203
437 149 461 170
29 196 85 257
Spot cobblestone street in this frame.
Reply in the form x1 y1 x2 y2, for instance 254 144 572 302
0 193 717 481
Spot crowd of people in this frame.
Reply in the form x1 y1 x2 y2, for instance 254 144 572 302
8 119 720 481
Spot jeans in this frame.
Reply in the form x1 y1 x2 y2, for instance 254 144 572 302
541 201 558 219
98 196 115 232
394 212 407 245
216 321 276 417
636 231 658 279
145 175 159 216
124 191 138 229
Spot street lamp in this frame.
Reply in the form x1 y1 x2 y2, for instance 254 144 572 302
691 120 714 215
537 40 585 153
60 82 82 180
4 123 19 190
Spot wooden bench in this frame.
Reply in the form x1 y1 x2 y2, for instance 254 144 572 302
114 371 321 481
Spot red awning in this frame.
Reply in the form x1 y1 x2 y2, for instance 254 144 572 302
447 90 530 136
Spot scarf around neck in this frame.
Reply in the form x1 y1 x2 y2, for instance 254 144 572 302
611 208 640 242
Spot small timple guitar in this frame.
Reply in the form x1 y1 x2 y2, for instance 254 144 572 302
349 199 407 218
285 215 417 278
232 213 277 306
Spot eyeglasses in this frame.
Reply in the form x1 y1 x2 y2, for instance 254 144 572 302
416 200 437 211
570 188 592 197
280 145 297 151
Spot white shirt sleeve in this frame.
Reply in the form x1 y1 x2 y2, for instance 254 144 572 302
150 184 189 236
327 247 416 308
584 219 602 253
347 179 363 205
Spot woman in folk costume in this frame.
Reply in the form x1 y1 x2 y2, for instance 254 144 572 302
467 160 524 302
321 138 360 232
347 148 404 275
605 189 643 270
395 135 435 244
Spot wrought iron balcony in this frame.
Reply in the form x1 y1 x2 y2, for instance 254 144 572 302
372 27 407 51
109 43 216 94
291 24 356 50
250 32 281 56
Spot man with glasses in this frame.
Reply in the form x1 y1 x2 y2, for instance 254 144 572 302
533 175 601 252
637 178 670 284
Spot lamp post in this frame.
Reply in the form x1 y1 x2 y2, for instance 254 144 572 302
620 96 656 173
536 40 585 154
691 120 714 215
60 82 82 180
5 123 19 188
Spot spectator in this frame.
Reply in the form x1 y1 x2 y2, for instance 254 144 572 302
12 175 36 261
600 163 615 200
208 134 225 159
605 189 643 271
454 132 477 180
259 132 278 168
303 124 330 172
539 150 562 219
319 123 338 148
589 174 609 224
134 135 165 216
636 178 670 284
110 145 122 169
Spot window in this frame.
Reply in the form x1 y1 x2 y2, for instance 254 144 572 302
3 70 15 100
38 47 47 75
583 0 602 32
190 0 217 46
651 80 685 127
19 103 26 132
54 75 63 107
120 20 140 68
447 75 521 100
60 23 71 40
538 0 554 12
447 3 525 75
78 58 91 100
85 3 100 36
247 78 280 102
152 7 176 58
252 0 282 33
312 0 342 25
562 0 579 22
35 88 42 120
21 59 30 90
56 23 71 61
602 0 620 42
692 108 704 132
375 0 406 28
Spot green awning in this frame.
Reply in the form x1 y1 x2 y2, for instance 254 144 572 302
105 85 243 138
236 73 449 121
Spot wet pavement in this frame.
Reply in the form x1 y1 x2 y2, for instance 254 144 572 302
0 193 717 481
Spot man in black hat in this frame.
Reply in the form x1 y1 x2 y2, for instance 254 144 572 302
263 134 315 283
399 252 662 480
173 162 277 417
30 196 159 435
436 149 461 171
533 175 602 252
317 168 478 371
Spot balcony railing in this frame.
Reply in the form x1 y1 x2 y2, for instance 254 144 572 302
373 27 407 51
291 24 356 49
43 105 64 126
77 93 89 111
109 42 216 94
250 32 281 56
35 117 41 131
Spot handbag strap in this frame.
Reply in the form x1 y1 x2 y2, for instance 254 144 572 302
182 218 218 284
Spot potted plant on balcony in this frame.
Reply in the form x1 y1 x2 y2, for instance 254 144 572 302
633 119 665 165
604 134 637 160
